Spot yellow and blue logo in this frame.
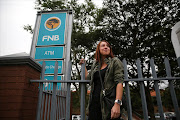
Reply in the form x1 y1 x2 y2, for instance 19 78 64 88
45 17 61 31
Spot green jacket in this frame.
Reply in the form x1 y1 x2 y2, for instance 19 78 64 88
87 57 124 120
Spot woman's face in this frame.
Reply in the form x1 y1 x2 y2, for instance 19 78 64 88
99 41 110 57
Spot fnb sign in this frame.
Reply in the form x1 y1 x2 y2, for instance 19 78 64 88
37 13 66 46
42 35 59 41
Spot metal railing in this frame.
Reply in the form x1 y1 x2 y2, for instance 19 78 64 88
30 61 90 120
30 57 180 120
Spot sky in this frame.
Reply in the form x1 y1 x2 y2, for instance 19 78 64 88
0 0 103 56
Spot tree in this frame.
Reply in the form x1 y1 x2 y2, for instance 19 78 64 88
162 87 180 111
98 0 180 118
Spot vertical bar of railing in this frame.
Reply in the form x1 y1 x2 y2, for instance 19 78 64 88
58 89 60 120
47 84 52 120
150 58 164 120
62 87 65 119
164 57 180 120
64 10 73 119
56 89 58 120
51 82 57 120
36 61 46 120
61 89 64 119
136 59 149 120
66 61 72 120
57 89 60 120
62 89 67 119
38 83 44 120
80 63 86 120
60 89 63 119
60 90 63 118
58 88 61 119
123 59 133 120
44 83 49 120
50 61 58 120
40 86 45 120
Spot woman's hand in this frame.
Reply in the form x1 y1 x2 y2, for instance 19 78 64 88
79 58 88 79
111 103 120 119
111 83 123 119
79 58 86 65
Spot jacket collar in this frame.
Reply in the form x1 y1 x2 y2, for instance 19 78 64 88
104 57 111 65
95 57 112 66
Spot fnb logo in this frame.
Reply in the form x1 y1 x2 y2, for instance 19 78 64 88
45 17 61 31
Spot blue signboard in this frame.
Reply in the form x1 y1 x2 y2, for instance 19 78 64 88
35 46 64 59
37 13 67 46
38 61 63 74
31 10 72 92
43 76 62 90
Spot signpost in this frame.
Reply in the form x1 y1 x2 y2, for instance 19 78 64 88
171 21 180 67
30 10 73 90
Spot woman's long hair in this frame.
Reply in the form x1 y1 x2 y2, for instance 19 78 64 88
94 40 114 63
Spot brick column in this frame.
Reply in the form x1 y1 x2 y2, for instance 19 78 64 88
0 55 41 120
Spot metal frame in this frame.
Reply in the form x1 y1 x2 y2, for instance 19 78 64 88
30 13 41 58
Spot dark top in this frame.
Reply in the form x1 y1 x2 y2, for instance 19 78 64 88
89 66 107 120
92 66 107 102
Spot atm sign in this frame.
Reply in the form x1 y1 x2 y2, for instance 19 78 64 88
35 47 64 59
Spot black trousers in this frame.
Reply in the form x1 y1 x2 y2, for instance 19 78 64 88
88 100 102 120
88 101 121 120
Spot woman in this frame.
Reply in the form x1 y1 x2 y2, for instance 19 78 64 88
79 40 124 120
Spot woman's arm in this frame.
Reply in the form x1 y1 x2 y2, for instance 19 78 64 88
84 66 88 79
115 83 123 101
111 83 123 119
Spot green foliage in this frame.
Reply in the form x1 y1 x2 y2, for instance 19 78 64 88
100 0 180 116
161 87 180 111
71 90 90 114
35 0 66 10
130 85 142 110
71 91 80 114
23 24 33 34
101 0 179 61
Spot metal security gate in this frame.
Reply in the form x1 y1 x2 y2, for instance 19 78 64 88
123 58 180 120
31 57 180 120
31 61 67 120
31 61 89 120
